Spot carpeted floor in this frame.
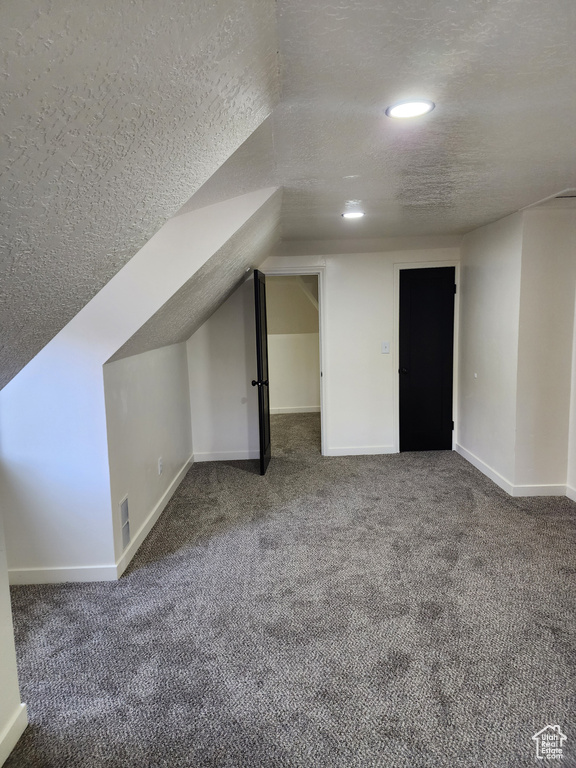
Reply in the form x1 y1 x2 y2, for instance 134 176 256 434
6 413 576 767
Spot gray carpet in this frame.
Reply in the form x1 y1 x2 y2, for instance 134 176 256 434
6 413 576 767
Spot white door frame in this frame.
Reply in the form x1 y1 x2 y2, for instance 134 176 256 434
392 260 460 453
260 265 327 456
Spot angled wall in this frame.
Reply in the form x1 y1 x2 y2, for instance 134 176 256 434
0 188 280 584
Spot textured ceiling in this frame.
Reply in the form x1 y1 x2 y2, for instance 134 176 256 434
2 0 575 387
274 0 576 240
108 190 282 362
0 0 279 388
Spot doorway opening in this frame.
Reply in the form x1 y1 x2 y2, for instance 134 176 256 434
265 275 322 457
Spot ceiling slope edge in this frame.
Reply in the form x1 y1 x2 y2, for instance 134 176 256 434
0 188 280 393
0 0 279 390
108 189 283 362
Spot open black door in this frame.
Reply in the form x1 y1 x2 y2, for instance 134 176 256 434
252 270 271 475
399 267 455 451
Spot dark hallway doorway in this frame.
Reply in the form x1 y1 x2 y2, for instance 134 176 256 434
399 267 455 451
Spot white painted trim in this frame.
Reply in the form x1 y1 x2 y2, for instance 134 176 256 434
116 454 194 577
393 259 461 453
9 455 195 584
324 445 396 457
9 564 118 585
456 444 567 497
455 443 515 495
0 703 28 767
194 450 260 462
260 264 327 457
511 484 567 497
567 485 576 502
270 406 320 414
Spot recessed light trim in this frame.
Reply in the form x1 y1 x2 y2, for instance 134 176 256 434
342 211 365 219
385 99 435 119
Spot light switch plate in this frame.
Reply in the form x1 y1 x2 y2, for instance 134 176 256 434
381 341 390 354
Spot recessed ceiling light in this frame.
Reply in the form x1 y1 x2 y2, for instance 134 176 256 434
385 99 435 118
342 211 365 219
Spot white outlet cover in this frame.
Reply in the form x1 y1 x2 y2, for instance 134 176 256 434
381 342 390 354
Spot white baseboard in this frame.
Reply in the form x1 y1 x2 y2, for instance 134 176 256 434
9 564 118 585
455 444 514 495
116 454 194 578
511 484 566 497
9 456 195 585
566 485 576 502
194 450 260 462
324 445 396 457
270 406 321 414
0 704 27 767
456 444 567 497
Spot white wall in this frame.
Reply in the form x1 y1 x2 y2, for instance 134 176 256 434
268 334 320 413
262 248 460 456
457 213 524 488
567 277 576 501
187 279 259 461
457 207 576 496
266 276 320 414
0 352 116 583
0 188 278 584
0 514 27 766
515 208 576 491
103 344 193 572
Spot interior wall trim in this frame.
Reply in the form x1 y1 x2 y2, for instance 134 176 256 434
566 485 576 502
0 704 28 767
455 444 514 495
8 455 195 584
8 565 118 586
115 454 194 578
194 450 260 462
511 484 567 497
260 262 327 456
270 406 320 414
324 445 396 457
456 444 568 498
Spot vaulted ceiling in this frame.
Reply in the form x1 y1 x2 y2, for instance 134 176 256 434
1 0 575 387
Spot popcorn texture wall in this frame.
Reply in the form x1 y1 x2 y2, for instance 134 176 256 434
0 0 279 388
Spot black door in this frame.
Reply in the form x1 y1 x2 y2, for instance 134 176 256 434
252 270 271 475
399 267 455 451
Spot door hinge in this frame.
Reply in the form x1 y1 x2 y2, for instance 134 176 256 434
451 420 454 430
454 284 457 294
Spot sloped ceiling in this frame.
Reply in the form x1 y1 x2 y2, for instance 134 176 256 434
108 189 282 362
0 0 279 388
2 0 575 388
